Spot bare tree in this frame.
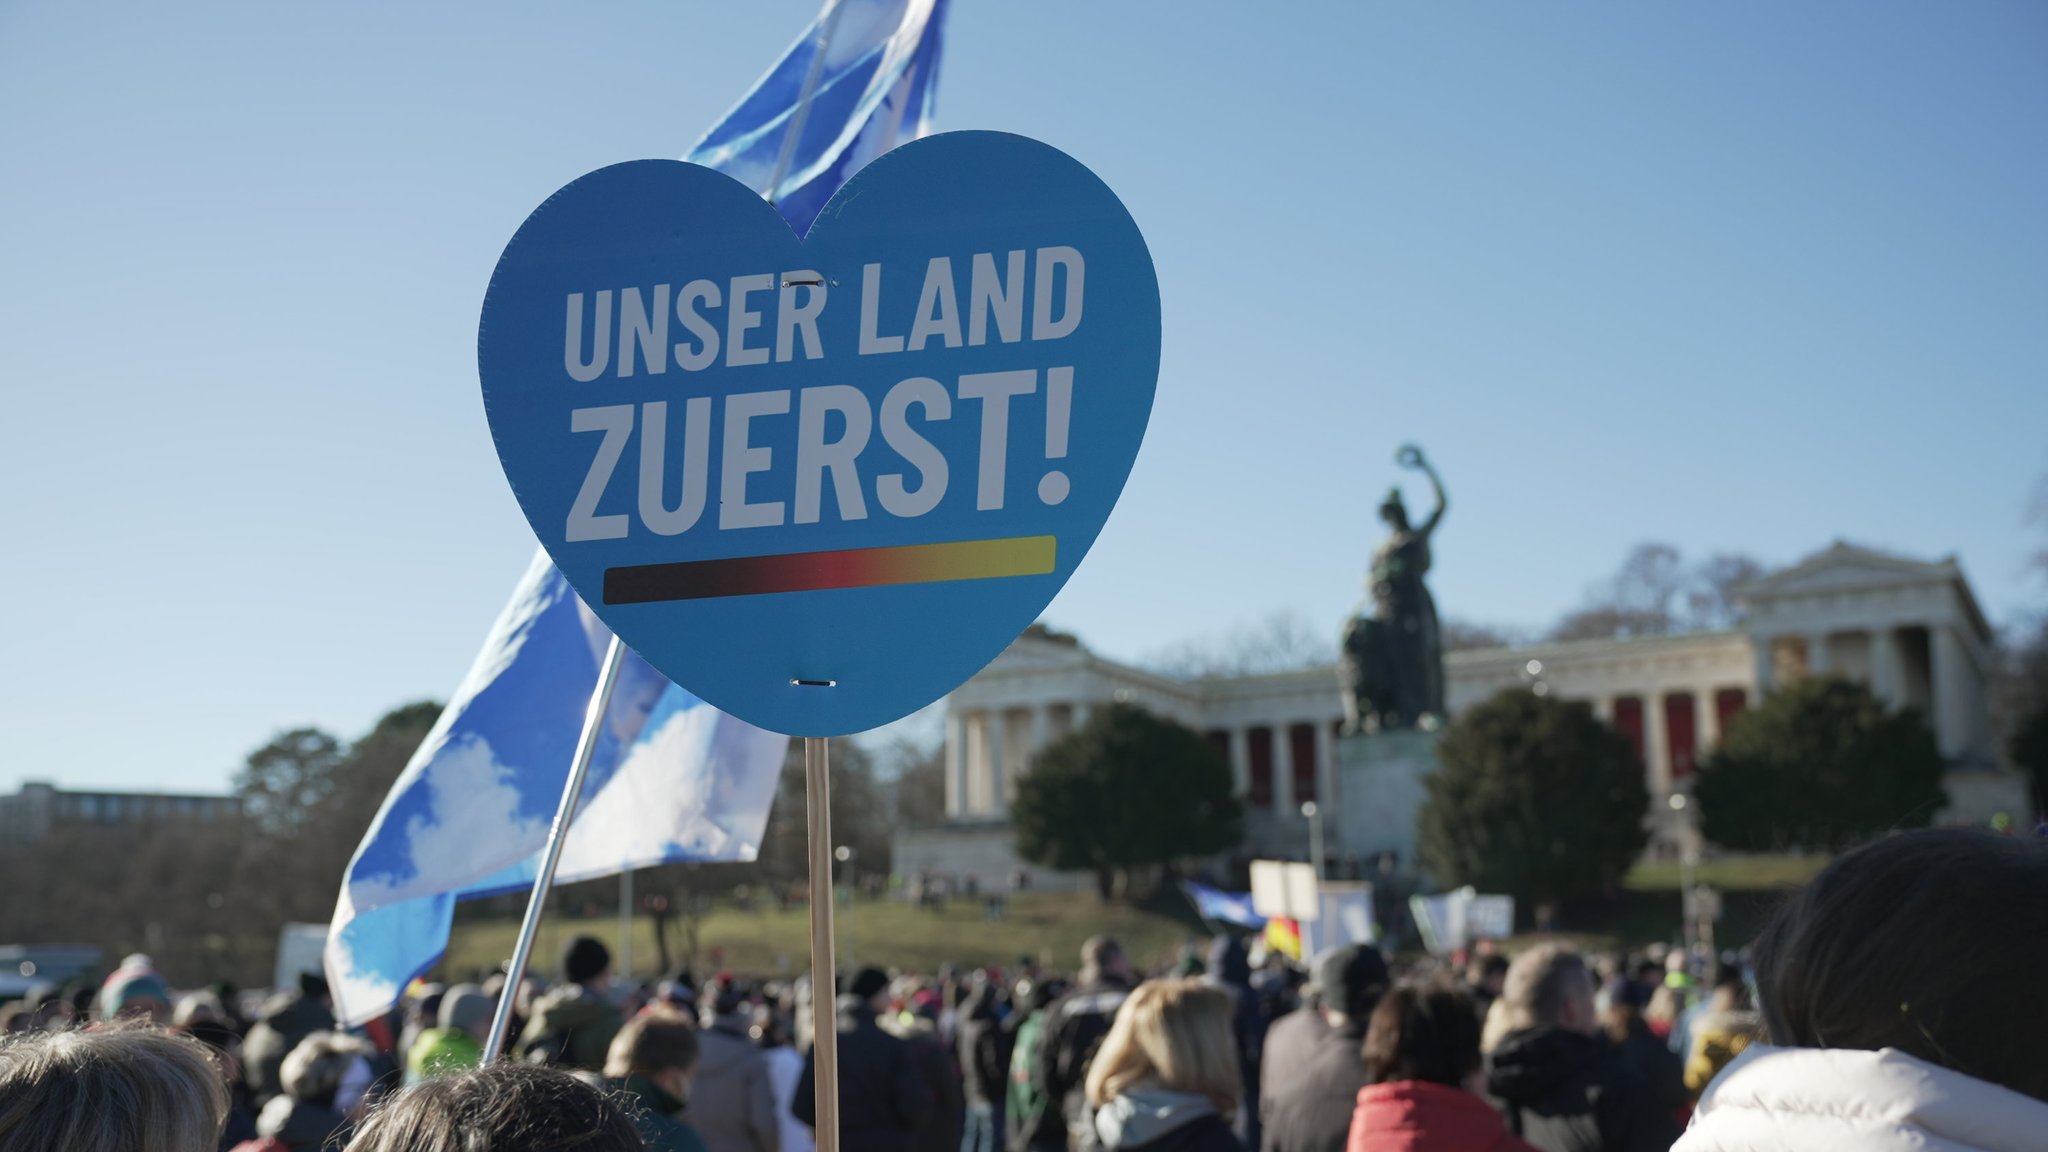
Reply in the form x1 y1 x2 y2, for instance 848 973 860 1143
1145 610 1336 678
1549 543 1764 641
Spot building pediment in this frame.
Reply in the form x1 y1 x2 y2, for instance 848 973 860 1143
1736 541 1954 599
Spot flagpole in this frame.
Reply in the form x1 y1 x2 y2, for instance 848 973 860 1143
483 633 628 1062
803 736 840 1152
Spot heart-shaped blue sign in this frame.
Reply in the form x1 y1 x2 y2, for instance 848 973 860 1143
479 131 1159 736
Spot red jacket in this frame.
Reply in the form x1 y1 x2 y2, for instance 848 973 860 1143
1346 1081 1539 1152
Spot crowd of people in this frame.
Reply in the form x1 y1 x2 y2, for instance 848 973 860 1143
0 827 2043 1152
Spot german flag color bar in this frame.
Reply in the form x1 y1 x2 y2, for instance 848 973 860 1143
602 535 1058 605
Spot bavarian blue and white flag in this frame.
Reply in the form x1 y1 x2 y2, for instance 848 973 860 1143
1183 881 1267 930
325 0 951 1028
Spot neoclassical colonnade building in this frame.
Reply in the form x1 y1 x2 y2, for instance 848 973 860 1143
893 543 2024 889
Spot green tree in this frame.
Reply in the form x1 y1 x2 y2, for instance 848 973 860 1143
234 727 345 836
1418 690 1649 909
1011 702 1242 901
1696 676 1947 852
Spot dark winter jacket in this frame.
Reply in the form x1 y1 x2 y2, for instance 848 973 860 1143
1093 1089 1243 1152
1484 1026 1678 1152
1347 1081 1539 1152
960 1001 1012 1108
1205 938 1266 1151
1260 1017 1368 1152
608 1074 714 1152
693 1024 783 1152
795 1001 935 1152
1025 979 1132 1152
892 1018 967 1152
517 982 622 1073
241 993 335 1106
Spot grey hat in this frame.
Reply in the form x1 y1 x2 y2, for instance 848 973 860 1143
439 983 495 1034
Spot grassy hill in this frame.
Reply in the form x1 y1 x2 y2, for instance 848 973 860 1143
444 890 1210 983
438 854 1826 983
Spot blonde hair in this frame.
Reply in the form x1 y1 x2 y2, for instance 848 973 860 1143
604 1010 699 1080
280 1031 374 1105
1083 979 1239 1116
0 1022 229 1152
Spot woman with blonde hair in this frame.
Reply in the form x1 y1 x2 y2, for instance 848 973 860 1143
1083 979 1242 1152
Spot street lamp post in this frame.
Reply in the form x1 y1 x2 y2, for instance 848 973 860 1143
1301 801 1325 957
1669 793 1698 956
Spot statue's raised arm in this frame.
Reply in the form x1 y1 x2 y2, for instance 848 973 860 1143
1396 443 1447 536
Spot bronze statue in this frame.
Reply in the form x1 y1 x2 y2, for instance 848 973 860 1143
1342 444 1447 732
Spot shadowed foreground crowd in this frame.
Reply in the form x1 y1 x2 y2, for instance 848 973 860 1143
1 828 2044 1152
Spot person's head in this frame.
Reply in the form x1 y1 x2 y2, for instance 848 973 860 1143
562 936 612 990
605 1010 699 1102
1314 944 1391 1029
1084 978 1239 1117
1751 827 2048 1102
0 1022 229 1152
1707 970 1750 1014
437 984 495 1043
1379 489 1409 532
699 976 750 1030
99 969 173 1024
1080 935 1129 986
845 967 892 1014
349 1061 643 1152
1362 979 1485 1093
279 1031 373 1108
1467 954 1509 998
1492 945 1596 1040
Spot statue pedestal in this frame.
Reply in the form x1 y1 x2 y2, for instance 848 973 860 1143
1335 729 1440 874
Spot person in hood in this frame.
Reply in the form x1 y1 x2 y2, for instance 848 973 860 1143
1203 936 1266 1150
1027 936 1134 1152
795 967 934 1152
1083 978 1242 1152
1676 828 2048 1152
404 983 493 1085
1262 944 1391 1152
1349 979 1536 1152
256 1030 376 1151
604 1010 712 1152
242 973 335 1107
692 977 782 1152
1482 945 1676 1152
517 935 623 1073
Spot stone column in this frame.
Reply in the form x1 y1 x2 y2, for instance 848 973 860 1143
1643 692 1671 798
1272 727 1295 811
978 713 1003 811
1695 688 1719 754
1592 696 1615 723
1931 625 1969 759
1314 721 1336 816
1751 635 1775 696
1030 706 1049 762
1868 627 1900 706
944 713 966 818
1807 632 1831 676
1228 727 1251 799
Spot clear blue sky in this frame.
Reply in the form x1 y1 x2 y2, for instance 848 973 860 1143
2 1 2043 794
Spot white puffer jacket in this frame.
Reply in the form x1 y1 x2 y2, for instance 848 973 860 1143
1675 1044 2048 1152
